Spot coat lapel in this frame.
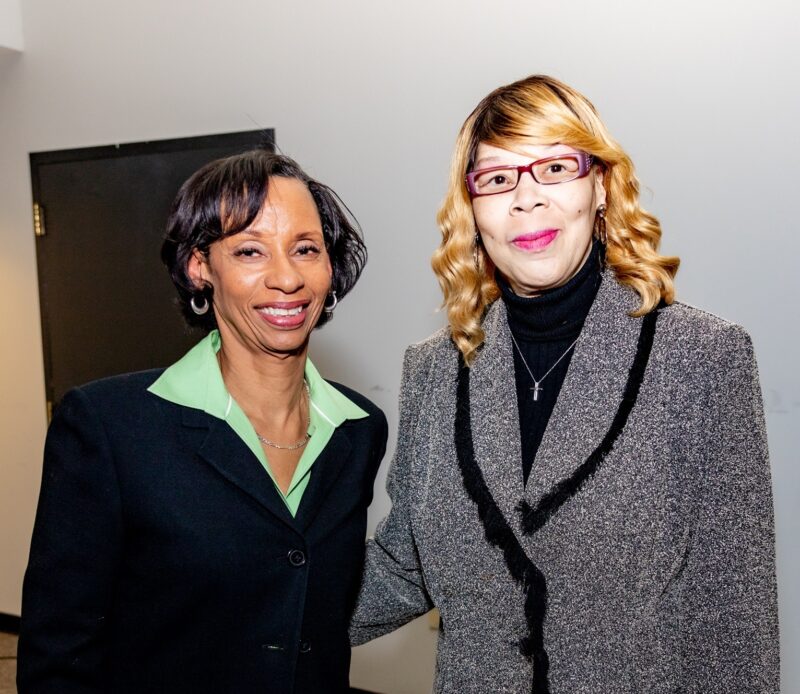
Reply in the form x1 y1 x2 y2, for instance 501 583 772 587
181 408 299 533
523 273 644 510
294 426 353 532
468 301 527 527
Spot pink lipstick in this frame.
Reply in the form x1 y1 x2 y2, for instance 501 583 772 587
511 229 558 251
255 300 309 328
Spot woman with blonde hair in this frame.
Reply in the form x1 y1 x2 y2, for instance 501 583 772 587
351 75 778 693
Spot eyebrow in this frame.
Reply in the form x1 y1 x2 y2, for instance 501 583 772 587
238 227 323 238
473 150 577 170
473 156 506 169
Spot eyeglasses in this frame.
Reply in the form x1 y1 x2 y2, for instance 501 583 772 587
466 152 594 197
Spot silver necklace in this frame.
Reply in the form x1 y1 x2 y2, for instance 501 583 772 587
508 331 579 402
256 381 311 450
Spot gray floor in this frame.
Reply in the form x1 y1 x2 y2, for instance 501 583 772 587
0 632 16 694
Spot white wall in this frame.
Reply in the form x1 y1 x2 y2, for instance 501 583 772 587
1 1 797 691
0 0 23 51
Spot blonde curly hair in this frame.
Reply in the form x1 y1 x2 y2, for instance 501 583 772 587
432 75 680 364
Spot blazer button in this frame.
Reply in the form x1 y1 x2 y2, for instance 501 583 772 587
299 640 311 653
287 549 306 567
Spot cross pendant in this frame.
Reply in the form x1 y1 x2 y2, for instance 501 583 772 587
531 383 543 402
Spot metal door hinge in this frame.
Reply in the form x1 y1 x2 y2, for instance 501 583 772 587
33 203 46 237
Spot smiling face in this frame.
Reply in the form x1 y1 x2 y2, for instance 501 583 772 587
471 142 606 296
188 176 332 359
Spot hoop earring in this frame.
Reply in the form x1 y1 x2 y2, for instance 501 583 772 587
594 204 608 245
190 293 210 315
324 291 338 313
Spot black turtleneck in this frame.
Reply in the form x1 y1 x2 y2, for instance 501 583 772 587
498 241 603 484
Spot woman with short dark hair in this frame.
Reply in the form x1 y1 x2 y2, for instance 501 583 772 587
19 150 387 694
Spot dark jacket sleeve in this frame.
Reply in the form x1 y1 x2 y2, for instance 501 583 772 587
349 344 434 645
18 387 123 693
680 325 779 692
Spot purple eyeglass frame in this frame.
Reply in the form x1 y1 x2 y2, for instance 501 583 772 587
465 152 594 197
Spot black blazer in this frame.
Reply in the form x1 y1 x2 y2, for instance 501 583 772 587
18 369 387 694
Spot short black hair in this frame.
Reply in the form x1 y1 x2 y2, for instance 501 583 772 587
162 149 367 331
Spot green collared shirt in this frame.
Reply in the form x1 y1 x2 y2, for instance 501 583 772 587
148 330 368 516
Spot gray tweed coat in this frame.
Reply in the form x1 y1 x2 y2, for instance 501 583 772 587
351 274 779 693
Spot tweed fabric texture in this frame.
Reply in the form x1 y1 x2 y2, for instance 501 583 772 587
351 274 779 693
